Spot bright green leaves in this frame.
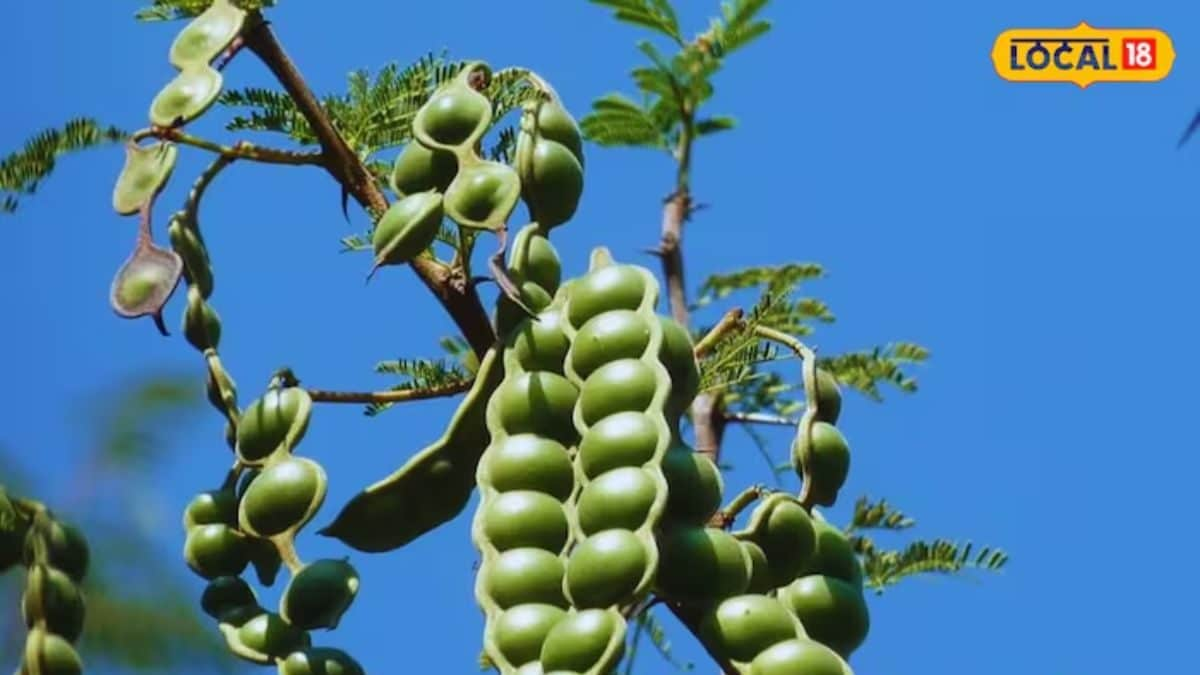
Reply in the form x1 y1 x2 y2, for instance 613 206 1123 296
136 0 274 22
0 118 127 214
589 0 684 44
579 93 667 149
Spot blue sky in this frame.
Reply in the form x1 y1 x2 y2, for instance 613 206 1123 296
2 1 1198 673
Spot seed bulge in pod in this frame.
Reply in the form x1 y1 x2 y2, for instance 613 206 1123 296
741 540 773 593
570 310 652 380
485 548 566 609
23 628 83 675
749 638 852 675
699 595 798 664
660 444 723 523
532 100 584 164
183 291 222 352
494 372 579 447
168 0 244 68
110 243 183 323
493 603 567 667
497 280 557 341
183 488 238 530
522 138 583 228
237 387 312 465
510 308 570 375
149 65 224 128
370 190 444 269
759 499 817 587
656 526 749 603
235 612 312 661
444 161 520 228
576 467 657 535
23 520 89 583
814 369 842 425
280 559 360 630
804 422 851 500
21 565 85 643
567 265 648 329
278 647 365 675
482 490 569 553
803 519 864 586
780 575 869 658
578 359 659 426
201 576 258 621
413 66 491 148
521 234 563 294
168 215 213 298
390 141 458 197
238 457 327 538
577 412 660 479
112 141 179 215
184 524 249 579
539 609 620 673
565 529 647 608
487 435 575 501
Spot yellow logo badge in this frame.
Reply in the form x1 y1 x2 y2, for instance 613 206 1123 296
992 22 1174 87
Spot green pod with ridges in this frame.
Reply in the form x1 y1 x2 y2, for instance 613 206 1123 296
443 159 521 232
23 520 89 584
279 558 359 630
496 224 564 341
412 61 493 153
794 421 851 507
369 190 444 274
552 249 673 675
733 493 817 590
235 381 313 466
318 348 504 553
113 141 178 215
813 369 842 424
778 575 870 659
749 638 855 675
473 286 579 674
183 487 238 531
696 594 809 672
219 610 311 665
390 141 458 197
237 456 327 539
801 514 864 587
201 576 258 621
278 647 365 675
167 212 214 298
149 64 224 128
21 628 83 675
168 0 246 68
654 525 751 604
183 285 222 352
184 523 250 580
21 564 85 643
516 97 584 229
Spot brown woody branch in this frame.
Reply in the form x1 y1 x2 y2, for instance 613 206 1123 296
306 380 473 405
241 15 496 358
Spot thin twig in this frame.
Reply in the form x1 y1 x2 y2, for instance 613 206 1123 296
133 128 324 166
712 483 771 528
693 308 745 358
724 411 798 427
306 380 473 405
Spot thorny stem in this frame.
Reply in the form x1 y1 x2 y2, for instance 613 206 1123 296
240 14 496 358
306 379 473 405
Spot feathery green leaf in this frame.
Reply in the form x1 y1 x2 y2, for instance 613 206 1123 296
135 0 275 21
0 118 127 214
366 356 472 417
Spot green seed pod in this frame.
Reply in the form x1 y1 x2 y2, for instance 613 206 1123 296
23 520 89 584
796 422 851 507
519 232 563 295
201 576 258 621
495 224 564 342
494 372 579 448
575 468 657 536
778 575 869 658
168 0 245 68
735 494 817 589
570 310 652 380
184 523 249 580
576 412 658 480
742 540 773 594
529 99 584 166
539 609 623 674
577 358 658 426
369 190 444 272
443 160 521 231
518 137 583 229
183 488 238 531
474 283 578 674
22 628 83 675
565 264 650 330
110 241 184 327
167 213 214 298
660 443 723 524
390 141 458 197
813 369 842 425
657 316 701 420
802 518 864 587
221 611 311 665
698 595 804 665
183 286 222 351
318 349 505 553
492 604 567 668
0 488 27 572
113 141 178 215
564 528 649 609
21 565 85 643
149 65 224 128
412 62 493 152
236 385 313 466
655 526 750 603
496 278 556 341
238 456 327 539
279 559 360 631
749 638 854 675
278 647 365 675
247 536 284 587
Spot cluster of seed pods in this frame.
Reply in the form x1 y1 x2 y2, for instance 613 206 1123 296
6 509 89 675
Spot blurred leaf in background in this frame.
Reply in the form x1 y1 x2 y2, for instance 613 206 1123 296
0 370 242 674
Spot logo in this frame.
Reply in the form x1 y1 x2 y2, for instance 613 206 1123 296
992 21 1174 87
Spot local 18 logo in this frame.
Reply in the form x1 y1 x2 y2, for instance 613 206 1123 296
992 22 1174 87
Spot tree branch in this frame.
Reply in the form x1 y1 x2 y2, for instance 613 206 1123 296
240 15 497 357
306 380 473 405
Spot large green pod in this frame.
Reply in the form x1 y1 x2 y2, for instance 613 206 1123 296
238 457 328 539
149 65 224 128
280 559 359 630
370 190 444 272
168 0 246 68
